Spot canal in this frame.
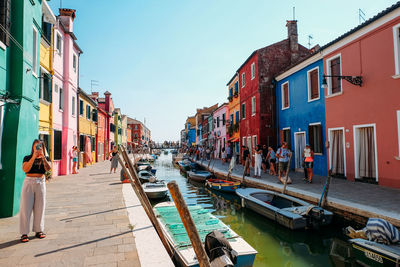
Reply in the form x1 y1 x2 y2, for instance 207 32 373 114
151 151 353 267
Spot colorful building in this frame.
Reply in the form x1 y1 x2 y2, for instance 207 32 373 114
0 0 43 217
52 8 82 176
128 117 150 147
238 20 310 159
97 91 115 154
194 104 218 145
185 116 196 146
276 56 328 176
213 103 228 158
227 74 240 157
78 88 97 167
96 106 107 161
38 2 56 162
321 3 400 187
114 108 122 146
121 115 128 148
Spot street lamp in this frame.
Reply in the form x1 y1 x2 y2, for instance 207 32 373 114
321 75 363 89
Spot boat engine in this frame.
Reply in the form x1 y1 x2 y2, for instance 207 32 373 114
307 206 325 228
205 230 237 267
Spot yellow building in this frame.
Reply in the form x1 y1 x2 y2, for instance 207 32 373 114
38 2 56 160
121 115 128 148
78 88 97 167
227 73 240 155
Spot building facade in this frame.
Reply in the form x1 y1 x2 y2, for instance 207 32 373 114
96 106 107 161
227 74 240 156
213 103 228 159
121 115 128 148
114 108 122 146
185 116 196 146
97 91 115 154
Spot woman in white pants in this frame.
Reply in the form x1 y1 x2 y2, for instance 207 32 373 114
254 145 263 178
20 140 51 242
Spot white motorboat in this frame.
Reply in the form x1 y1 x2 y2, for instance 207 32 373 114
143 181 168 199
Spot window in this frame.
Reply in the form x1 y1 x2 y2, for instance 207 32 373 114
242 137 246 148
73 54 77 72
241 73 245 88
216 117 220 128
230 114 233 124
103 118 105 130
252 135 257 149
79 135 85 152
241 103 246 119
86 105 91 120
393 24 400 76
309 124 322 154
41 18 51 44
53 130 62 160
56 33 62 54
92 137 96 152
251 96 256 115
79 100 84 116
0 0 11 46
281 82 289 109
307 67 320 101
135 125 138 130
72 96 75 116
32 27 38 76
39 134 50 156
222 114 226 126
59 87 64 110
327 55 342 95
234 82 238 94
397 111 400 157
251 63 255 80
281 128 291 148
235 111 239 124
39 71 51 102
229 88 233 98
92 109 97 122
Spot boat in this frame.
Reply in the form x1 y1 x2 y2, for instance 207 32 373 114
143 181 168 199
153 202 257 267
206 179 241 193
177 160 190 171
236 188 333 230
171 149 178 155
187 170 212 182
349 238 400 266
164 150 168 155
137 170 157 183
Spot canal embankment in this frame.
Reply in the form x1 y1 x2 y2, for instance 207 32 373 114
193 157 400 227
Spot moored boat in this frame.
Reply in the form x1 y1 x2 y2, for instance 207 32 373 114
137 170 157 183
349 238 400 266
153 202 257 267
143 181 168 199
236 188 333 230
187 170 212 182
206 179 241 193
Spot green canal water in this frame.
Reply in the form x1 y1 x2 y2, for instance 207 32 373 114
151 152 354 267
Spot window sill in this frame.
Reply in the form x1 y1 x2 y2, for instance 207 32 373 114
251 113 256 117
314 153 323 156
395 156 400 161
39 99 51 105
0 41 6 51
32 72 38 78
325 91 343 98
392 74 400 79
281 107 289 110
59 109 64 113
307 97 320 103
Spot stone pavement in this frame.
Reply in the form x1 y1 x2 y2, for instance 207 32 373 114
0 160 141 267
196 157 400 226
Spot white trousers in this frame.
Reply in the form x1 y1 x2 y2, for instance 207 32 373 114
254 160 262 176
19 177 46 235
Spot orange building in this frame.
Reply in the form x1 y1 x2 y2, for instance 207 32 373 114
227 74 240 157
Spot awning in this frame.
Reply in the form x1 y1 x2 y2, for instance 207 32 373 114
228 137 239 142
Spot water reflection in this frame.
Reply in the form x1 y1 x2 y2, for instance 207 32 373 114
151 151 351 267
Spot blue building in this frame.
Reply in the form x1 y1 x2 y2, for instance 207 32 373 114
275 55 327 176
186 122 196 146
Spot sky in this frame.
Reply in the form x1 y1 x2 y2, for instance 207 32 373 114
48 0 398 142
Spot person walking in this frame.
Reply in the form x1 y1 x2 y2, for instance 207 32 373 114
109 146 119 173
242 146 251 177
276 142 291 183
221 146 226 164
226 145 231 162
20 140 51 243
261 144 268 173
254 145 263 178
266 146 277 176
302 144 314 183
71 146 79 174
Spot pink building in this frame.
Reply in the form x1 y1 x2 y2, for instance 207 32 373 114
52 9 83 176
213 103 229 159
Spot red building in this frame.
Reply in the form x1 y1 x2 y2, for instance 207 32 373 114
128 117 144 147
127 126 133 149
238 20 310 157
322 3 400 188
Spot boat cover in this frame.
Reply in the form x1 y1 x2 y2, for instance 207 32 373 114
364 218 400 245
205 230 236 267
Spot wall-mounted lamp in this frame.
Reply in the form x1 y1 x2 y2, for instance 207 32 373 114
321 75 362 89
269 78 277 89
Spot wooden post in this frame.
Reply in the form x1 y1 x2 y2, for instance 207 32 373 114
282 153 292 194
319 172 332 208
118 146 174 258
167 181 211 267
242 157 250 184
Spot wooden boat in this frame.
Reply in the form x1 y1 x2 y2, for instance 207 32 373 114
137 170 157 183
177 160 190 171
187 170 212 182
143 181 168 199
164 150 168 155
206 179 241 193
236 188 333 230
153 202 257 267
349 238 400 266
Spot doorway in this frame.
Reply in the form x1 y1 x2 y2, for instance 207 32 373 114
329 128 346 177
354 124 378 181
294 132 306 170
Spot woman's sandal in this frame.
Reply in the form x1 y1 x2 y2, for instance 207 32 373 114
20 235 29 243
35 232 46 239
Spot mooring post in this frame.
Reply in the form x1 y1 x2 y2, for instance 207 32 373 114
242 157 250 184
319 172 332 208
167 181 211 267
282 153 292 194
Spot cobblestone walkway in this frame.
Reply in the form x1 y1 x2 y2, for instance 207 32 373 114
0 161 140 267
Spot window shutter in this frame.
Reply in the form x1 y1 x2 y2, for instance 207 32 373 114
310 69 319 99
284 84 289 107
308 125 314 151
317 124 322 153
0 0 11 46
330 58 341 94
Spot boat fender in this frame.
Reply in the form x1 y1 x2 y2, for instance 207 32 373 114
205 230 237 267
241 198 245 208
218 185 221 190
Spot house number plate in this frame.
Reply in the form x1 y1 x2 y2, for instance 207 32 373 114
364 250 383 263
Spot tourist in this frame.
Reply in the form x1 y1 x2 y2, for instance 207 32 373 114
276 142 291 182
261 144 268 173
71 146 79 174
266 146 277 176
221 146 226 164
109 146 119 173
226 145 231 162
205 147 211 160
302 144 314 183
242 146 251 176
120 163 130 183
20 140 51 243
254 145 263 178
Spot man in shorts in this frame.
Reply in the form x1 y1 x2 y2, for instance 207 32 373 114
276 142 291 182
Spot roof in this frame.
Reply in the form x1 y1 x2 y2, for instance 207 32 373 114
78 88 98 107
226 73 238 86
127 117 143 125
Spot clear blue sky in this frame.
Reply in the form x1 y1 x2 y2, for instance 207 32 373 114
48 0 397 142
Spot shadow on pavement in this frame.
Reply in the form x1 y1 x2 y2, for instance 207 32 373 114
59 205 141 221
0 239 22 249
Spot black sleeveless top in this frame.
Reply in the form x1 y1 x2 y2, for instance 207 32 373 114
23 155 50 174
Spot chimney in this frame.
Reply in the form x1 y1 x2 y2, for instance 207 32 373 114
90 92 99 102
286 20 299 63
104 91 111 113
59 8 76 32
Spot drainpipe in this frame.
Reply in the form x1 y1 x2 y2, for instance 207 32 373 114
49 25 54 169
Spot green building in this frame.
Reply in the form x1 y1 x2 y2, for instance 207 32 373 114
0 0 43 217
